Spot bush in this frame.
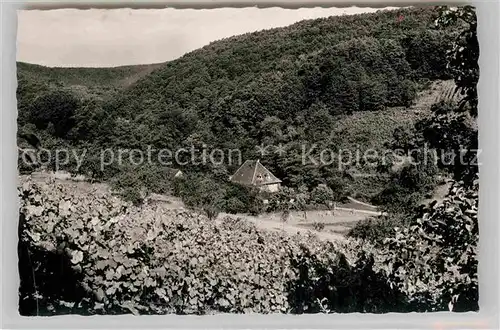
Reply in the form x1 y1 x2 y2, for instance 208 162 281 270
287 246 410 313
310 184 334 209
110 169 147 205
347 213 408 244
377 177 479 311
176 176 225 219
222 183 261 215
223 197 246 214
312 222 325 232
374 159 439 214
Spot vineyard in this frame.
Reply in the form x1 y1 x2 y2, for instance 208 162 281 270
18 175 478 315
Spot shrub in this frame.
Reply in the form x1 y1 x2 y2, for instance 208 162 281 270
222 183 261 215
223 197 246 214
177 176 225 219
347 213 408 244
110 169 147 205
374 159 439 214
310 184 334 209
287 245 410 313
312 222 325 232
377 177 479 311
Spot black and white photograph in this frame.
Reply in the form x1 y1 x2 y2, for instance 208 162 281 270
15 5 480 316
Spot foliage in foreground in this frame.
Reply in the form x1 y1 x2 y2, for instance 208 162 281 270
348 177 478 311
18 177 478 315
17 178 354 315
378 177 479 311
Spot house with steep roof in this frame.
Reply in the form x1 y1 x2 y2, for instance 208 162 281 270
229 159 281 193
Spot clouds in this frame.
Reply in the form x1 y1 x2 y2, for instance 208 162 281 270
17 7 385 67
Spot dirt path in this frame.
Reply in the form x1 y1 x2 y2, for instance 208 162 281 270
218 205 382 243
218 212 348 242
150 194 354 242
151 194 365 242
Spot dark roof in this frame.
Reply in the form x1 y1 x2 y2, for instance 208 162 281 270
230 160 281 186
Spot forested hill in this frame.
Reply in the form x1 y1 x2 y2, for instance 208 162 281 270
17 6 466 206
17 62 165 99
103 7 453 149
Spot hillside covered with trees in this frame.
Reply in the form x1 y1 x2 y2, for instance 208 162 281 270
17 6 476 220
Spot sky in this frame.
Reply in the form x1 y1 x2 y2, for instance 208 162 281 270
17 7 392 68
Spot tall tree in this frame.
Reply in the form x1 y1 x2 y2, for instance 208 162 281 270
436 6 479 115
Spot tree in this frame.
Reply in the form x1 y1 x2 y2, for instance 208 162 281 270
179 176 226 220
28 90 79 138
380 177 479 311
69 99 112 142
310 184 334 210
436 6 478 115
389 100 478 188
267 187 296 228
401 30 450 79
302 102 335 142
260 116 284 145
359 78 387 112
295 185 310 221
